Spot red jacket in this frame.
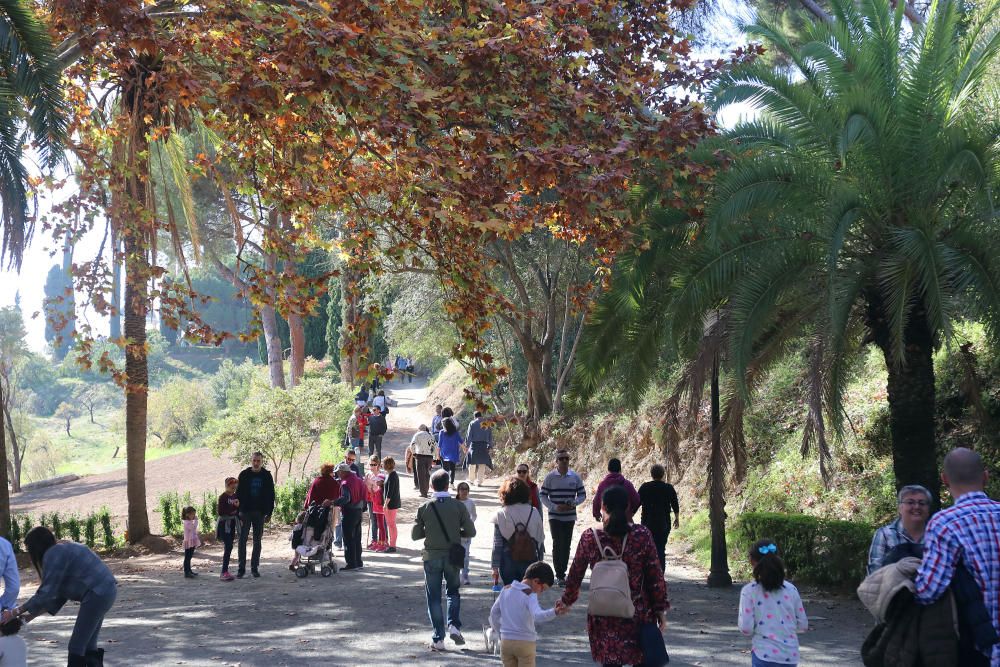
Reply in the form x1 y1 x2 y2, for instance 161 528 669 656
304 474 340 508
336 473 367 509
592 472 641 520
528 480 542 510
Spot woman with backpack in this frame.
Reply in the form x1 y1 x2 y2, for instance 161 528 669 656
491 476 545 585
559 485 669 667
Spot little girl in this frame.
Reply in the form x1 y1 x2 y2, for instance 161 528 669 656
456 482 477 585
217 477 240 582
289 511 307 570
738 540 808 666
365 456 387 551
181 506 201 579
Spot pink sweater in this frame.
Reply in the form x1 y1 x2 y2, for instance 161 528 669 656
182 518 202 550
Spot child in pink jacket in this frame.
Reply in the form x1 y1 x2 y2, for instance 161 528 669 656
182 506 201 578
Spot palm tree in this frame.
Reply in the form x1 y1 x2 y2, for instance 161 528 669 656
0 0 67 269
678 0 1000 501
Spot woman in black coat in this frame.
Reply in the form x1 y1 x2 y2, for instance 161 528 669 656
382 457 403 553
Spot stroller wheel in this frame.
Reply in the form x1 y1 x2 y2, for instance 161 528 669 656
321 566 333 577
295 566 309 578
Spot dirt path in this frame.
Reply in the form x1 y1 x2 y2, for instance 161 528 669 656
16 378 874 665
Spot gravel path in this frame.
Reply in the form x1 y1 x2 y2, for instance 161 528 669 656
14 378 874 665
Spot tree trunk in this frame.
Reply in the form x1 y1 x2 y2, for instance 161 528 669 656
707 353 732 587
282 214 305 387
261 302 286 389
871 302 940 502
339 270 363 383
0 383 9 538
123 226 151 542
64 418 71 437
0 402 21 494
110 233 122 340
524 346 553 421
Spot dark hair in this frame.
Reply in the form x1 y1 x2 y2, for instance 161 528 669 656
0 617 21 636
383 457 396 471
182 506 197 520
431 470 450 492
524 561 555 587
498 477 531 506
474 411 483 418
443 417 458 435
25 526 56 578
252 451 264 459
651 464 665 480
378 390 385 396
441 407 454 418
601 485 630 537
750 539 785 592
608 458 622 473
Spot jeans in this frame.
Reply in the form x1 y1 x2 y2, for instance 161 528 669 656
423 556 462 642
385 508 399 547
499 549 531 586
334 519 343 547
442 460 458 485
219 519 237 573
342 506 364 568
549 519 575 580
368 434 383 459
461 537 472 581
752 652 791 667
415 455 434 496
367 503 380 542
68 587 116 656
183 547 195 573
238 511 265 574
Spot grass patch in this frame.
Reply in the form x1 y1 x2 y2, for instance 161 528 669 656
673 509 750 580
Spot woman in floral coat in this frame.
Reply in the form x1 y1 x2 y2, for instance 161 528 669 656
560 485 669 666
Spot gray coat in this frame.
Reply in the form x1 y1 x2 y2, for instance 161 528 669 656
466 418 494 466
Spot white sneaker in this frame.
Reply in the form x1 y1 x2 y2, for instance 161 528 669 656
448 624 465 645
430 639 445 651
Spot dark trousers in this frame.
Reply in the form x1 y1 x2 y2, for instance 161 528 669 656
549 519 575 579
342 506 364 568
183 547 195 573
368 434 383 459
415 455 433 496
367 502 380 542
220 522 236 573
238 511 265 574
442 460 457 485
650 529 669 572
68 587 116 657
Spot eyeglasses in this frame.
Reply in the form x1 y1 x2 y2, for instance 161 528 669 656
517 469 529 474
557 457 569 462
899 500 929 508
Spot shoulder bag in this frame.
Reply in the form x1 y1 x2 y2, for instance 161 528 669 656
429 501 466 568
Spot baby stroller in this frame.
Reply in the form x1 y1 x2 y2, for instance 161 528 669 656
294 503 337 578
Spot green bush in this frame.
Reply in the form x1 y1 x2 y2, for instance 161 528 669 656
735 512 872 589
20 516 32 541
274 477 310 525
8 517 21 553
84 515 97 549
99 509 114 549
50 512 62 540
67 515 82 543
198 491 216 530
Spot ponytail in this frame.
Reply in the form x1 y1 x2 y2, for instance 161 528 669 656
750 539 785 592
601 485 630 537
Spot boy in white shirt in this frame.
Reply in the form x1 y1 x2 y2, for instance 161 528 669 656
0 617 26 666
489 561 567 666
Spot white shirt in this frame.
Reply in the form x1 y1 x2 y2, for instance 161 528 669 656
489 580 556 642
372 395 388 411
0 635 26 666
738 581 808 664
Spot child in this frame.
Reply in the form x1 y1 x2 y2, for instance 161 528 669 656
288 511 307 570
382 457 402 553
456 482 477 585
217 477 240 582
0 616 26 666
738 540 808 666
488 561 567 666
365 456 387 551
181 506 201 579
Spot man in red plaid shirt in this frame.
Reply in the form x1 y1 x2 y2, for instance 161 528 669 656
915 448 1000 666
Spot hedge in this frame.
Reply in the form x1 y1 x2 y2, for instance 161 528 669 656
6 507 117 553
734 512 873 588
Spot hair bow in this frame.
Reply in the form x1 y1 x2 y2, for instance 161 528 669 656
758 544 777 555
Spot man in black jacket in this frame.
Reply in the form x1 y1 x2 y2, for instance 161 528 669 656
638 463 680 572
236 452 276 578
367 406 388 460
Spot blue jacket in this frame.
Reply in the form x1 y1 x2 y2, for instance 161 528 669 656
22 543 116 616
437 430 464 463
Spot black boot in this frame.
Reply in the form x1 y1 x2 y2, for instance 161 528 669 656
85 648 105 666
68 653 88 667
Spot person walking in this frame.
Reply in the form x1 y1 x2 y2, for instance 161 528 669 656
333 463 368 570
738 540 808 666
412 470 477 651
431 404 444 439
466 411 494 486
372 389 389 415
492 477 546 585
367 406 388 460
638 464 681 572
382 457 402 553
347 407 364 462
867 484 930 574
540 450 586 587
436 412 465 488
456 482 477 585
515 464 542 510
489 561 567 667
217 477 240 581
411 425 438 497
5 527 117 666
592 458 641 521
236 451 276 578
916 448 1000 665
0 533 19 619
559 485 669 667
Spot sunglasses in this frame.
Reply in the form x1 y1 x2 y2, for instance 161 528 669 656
517 469 529 474
557 457 569 461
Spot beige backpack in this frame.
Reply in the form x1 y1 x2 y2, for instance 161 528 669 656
587 527 635 618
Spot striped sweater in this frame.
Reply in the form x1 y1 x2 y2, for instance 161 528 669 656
540 469 587 522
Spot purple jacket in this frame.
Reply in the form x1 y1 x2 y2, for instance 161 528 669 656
592 472 641 520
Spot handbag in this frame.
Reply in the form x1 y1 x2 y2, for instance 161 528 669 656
639 621 669 666
429 501 466 568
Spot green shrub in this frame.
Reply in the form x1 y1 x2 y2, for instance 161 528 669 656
20 516 31 540
67 515 82 543
8 517 21 553
274 477 309 524
198 492 216 529
50 512 62 540
735 512 872 589
99 509 114 549
84 515 97 549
